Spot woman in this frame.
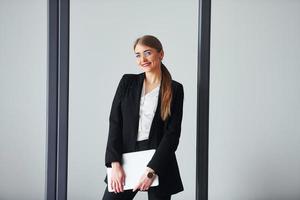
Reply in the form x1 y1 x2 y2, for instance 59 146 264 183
103 35 184 200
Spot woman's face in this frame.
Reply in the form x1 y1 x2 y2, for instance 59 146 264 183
134 43 164 73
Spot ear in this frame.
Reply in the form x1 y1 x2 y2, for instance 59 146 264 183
159 50 164 60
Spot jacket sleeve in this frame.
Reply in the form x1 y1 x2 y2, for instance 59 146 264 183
147 83 184 175
105 74 127 167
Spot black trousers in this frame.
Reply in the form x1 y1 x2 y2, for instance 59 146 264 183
102 140 171 200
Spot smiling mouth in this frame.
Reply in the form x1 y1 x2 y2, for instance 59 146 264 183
142 62 151 67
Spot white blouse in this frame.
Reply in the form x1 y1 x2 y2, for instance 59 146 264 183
137 81 160 141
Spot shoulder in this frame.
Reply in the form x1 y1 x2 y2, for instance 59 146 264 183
171 79 183 87
171 79 184 93
120 73 141 82
170 79 184 105
117 73 141 87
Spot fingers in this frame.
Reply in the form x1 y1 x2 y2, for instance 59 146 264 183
112 179 124 193
111 166 125 193
121 175 126 186
141 179 151 191
133 178 152 192
139 183 150 191
117 179 123 193
132 182 141 192
140 182 148 191
111 180 116 193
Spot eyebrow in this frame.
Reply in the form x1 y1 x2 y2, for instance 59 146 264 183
135 49 151 54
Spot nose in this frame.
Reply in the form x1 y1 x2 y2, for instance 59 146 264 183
141 55 147 62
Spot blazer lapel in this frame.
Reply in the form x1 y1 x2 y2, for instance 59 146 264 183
149 82 162 140
132 72 145 142
132 72 162 142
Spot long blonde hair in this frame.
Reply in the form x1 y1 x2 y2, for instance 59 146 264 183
133 35 172 121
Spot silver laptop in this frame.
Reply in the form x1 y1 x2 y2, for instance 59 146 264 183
107 149 159 192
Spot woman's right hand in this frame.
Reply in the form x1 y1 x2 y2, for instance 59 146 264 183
111 162 126 193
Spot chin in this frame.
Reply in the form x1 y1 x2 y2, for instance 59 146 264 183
140 67 153 72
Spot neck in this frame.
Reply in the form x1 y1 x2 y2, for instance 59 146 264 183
145 67 161 85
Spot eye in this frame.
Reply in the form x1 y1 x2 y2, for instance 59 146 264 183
135 54 140 58
144 51 151 57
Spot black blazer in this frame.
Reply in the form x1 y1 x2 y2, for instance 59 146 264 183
105 72 184 195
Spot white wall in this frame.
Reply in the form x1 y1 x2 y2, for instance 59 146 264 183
0 0 47 199
68 0 198 199
209 0 300 199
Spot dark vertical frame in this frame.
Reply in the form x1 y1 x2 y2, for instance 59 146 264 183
46 0 70 199
46 0 58 198
196 0 211 200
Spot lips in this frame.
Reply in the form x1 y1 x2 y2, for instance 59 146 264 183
142 62 151 67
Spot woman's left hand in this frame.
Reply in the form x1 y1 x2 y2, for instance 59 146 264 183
132 167 156 192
